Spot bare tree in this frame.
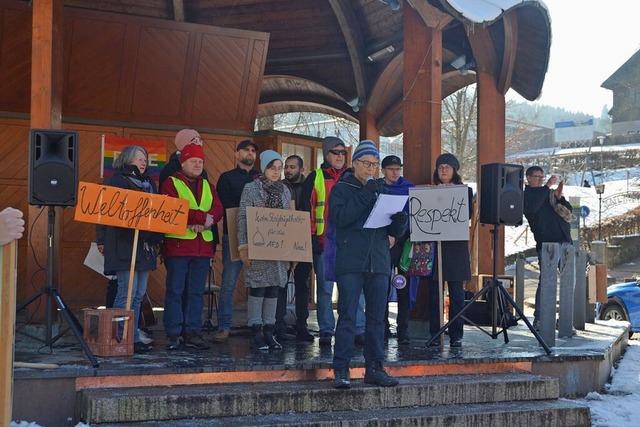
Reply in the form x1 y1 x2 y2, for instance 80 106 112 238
441 85 478 180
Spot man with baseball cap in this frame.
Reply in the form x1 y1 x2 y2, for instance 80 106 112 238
380 155 415 345
300 136 366 346
213 139 260 342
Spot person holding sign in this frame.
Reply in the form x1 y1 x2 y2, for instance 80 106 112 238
96 145 163 354
427 153 473 348
0 207 24 245
237 150 292 351
329 140 407 388
161 143 223 351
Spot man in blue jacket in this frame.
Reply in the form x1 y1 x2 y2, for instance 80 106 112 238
380 155 415 345
329 140 407 389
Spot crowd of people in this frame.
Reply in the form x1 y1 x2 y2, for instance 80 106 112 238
86 128 571 388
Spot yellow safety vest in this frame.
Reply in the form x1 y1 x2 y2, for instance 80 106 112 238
313 168 326 236
165 177 214 241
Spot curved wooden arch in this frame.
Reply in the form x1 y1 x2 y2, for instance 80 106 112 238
368 53 403 117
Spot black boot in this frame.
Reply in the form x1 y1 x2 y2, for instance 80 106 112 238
263 324 282 350
250 324 268 351
333 366 351 389
364 361 399 387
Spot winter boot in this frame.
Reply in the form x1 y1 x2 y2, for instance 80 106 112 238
250 324 268 351
333 366 351 389
364 361 399 387
263 324 283 350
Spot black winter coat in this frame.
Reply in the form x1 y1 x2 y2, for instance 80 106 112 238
432 186 474 282
523 185 572 252
96 167 163 275
329 171 407 277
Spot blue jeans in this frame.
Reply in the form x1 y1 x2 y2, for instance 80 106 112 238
219 234 244 330
163 256 209 337
429 279 465 342
333 272 388 369
114 270 149 343
314 252 365 335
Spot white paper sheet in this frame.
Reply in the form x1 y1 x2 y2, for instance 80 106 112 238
84 242 108 277
363 194 409 229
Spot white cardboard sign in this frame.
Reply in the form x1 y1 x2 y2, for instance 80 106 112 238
408 186 470 242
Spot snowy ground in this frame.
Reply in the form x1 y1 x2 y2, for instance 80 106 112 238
573 337 640 427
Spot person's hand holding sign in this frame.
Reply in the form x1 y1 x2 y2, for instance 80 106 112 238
238 247 251 268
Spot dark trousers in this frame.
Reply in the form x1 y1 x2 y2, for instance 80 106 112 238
275 262 312 333
428 279 465 342
385 282 410 335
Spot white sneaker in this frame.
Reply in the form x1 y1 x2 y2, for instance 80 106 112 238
138 329 153 344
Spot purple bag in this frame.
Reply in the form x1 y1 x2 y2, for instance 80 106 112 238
406 241 435 277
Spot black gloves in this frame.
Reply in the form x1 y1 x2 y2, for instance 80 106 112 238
364 177 379 194
312 234 323 254
390 211 408 231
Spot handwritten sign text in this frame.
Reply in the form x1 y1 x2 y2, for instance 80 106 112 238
409 186 470 242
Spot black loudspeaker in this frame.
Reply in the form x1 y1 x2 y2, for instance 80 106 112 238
28 129 79 206
480 163 524 226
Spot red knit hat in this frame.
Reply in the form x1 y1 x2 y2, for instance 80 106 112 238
180 143 204 163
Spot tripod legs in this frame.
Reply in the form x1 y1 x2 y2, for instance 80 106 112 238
51 290 100 367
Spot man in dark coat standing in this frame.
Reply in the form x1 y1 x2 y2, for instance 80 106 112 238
523 166 572 330
274 155 315 342
214 139 259 342
329 140 407 389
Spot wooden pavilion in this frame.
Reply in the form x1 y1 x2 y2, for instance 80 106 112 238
0 0 551 310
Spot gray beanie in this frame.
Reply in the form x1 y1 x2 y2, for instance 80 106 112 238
435 153 460 172
322 136 346 159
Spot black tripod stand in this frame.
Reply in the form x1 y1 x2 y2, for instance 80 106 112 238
426 224 551 355
17 206 99 367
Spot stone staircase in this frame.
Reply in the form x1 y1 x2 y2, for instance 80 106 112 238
78 372 590 426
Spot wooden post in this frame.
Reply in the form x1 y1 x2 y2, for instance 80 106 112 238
1 240 18 426
402 5 441 186
540 243 559 347
558 244 575 338
574 250 588 330
27 0 64 320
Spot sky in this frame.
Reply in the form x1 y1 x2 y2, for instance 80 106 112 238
509 0 640 118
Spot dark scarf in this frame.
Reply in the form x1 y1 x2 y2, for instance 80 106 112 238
260 176 286 209
120 165 153 193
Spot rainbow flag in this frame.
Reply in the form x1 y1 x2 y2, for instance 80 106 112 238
102 136 167 184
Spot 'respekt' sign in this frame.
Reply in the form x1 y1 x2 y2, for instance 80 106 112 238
74 181 189 235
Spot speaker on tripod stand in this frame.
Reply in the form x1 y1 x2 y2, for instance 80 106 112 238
426 163 551 354
17 129 99 367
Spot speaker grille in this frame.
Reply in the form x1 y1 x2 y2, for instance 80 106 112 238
28 129 79 206
480 163 524 226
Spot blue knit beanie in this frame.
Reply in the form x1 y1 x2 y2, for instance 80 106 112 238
352 140 379 162
260 150 283 174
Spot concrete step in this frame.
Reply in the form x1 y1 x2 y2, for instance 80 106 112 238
95 399 590 427
79 372 575 424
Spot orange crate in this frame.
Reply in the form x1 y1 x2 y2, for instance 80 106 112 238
83 308 134 356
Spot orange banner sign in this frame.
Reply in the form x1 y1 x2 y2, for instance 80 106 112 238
74 181 189 235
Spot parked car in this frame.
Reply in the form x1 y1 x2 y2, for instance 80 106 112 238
596 280 640 336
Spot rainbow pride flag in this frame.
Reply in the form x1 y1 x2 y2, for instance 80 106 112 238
102 136 167 184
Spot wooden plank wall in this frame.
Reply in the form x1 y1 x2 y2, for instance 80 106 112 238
0 2 269 132
0 117 246 309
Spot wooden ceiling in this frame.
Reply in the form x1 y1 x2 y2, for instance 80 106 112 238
21 0 551 136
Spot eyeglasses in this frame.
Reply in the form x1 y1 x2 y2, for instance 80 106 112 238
437 165 453 171
329 149 347 156
190 136 203 144
528 175 545 179
357 159 379 169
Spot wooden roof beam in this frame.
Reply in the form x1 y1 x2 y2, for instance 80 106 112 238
328 0 367 103
406 0 453 30
497 14 518 95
